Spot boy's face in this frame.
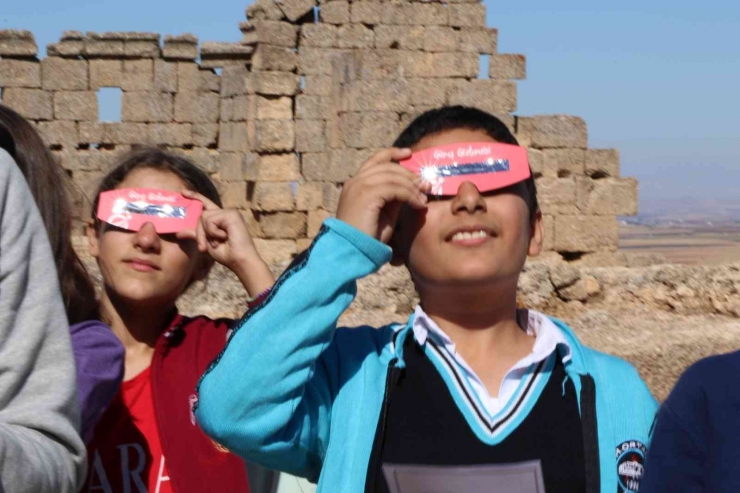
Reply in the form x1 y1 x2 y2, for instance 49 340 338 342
393 128 543 292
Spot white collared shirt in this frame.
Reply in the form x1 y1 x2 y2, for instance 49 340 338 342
411 305 572 417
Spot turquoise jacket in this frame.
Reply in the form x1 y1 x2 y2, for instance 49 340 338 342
195 218 658 493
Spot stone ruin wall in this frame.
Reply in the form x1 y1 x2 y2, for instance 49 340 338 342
2 0 739 401
0 0 637 266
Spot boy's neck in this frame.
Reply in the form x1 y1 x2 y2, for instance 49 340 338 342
100 290 177 380
419 284 535 397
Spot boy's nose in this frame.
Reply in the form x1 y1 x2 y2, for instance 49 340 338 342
134 222 161 251
451 181 487 214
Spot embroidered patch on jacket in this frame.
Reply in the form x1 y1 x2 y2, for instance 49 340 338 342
615 440 646 493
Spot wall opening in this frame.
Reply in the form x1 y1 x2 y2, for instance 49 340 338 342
478 54 490 80
97 87 122 123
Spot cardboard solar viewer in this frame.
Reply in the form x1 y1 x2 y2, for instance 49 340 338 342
399 142 531 196
96 188 204 234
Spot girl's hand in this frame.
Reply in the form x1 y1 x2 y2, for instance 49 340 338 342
335 148 429 244
177 190 274 297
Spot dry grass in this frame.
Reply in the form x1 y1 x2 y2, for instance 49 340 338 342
619 224 740 265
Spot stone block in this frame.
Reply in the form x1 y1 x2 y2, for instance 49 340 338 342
41 58 88 91
124 39 160 58
422 26 458 53
576 177 638 216
490 54 527 80
0 59 41 88
374 26 424 51
192 123 219 147
54 91 98 121
77 122 149 145
253 239 297 264
200 42 254 68
308 209 332 238
337 24 374 49
148 123 193 146
232 95 259 121
256 95 293 120
381 4 448 26
527 148 543 176
121 59 154 91
218 122 251 152
553 215 618 252
276 0 316 22
221 65 249 97
297 48 350 75
542 148 586 177
447 79 517 113
585 149 620 178
296 120 326 152
253 181 295 211
302 149 363 182
0 30 37 57
252 45 297 72
448 4 486 27
254 119 295 152
154 60 178 93
296 182 340 212
259 212 307 239
251 71 300 96
351 2 383 25
174 91 220 123
162 34 198 61
403 51 479 78
122 92 173 123
303 75 332 96
36 121 78 147
219 182 249 209
528 115 588 149
218 152 250 182
535 177 577 215
84 32 125 57
89 60 123 90
243 20 298 47
247 0 286 22
458 28 498 54
258 153 301 181
341 112 398 149
343 79 408 112
299 24 338 48
320 1 350 25
296 95 332 120
407 78 451 107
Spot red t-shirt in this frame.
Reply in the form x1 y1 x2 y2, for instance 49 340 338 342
85 367 173 493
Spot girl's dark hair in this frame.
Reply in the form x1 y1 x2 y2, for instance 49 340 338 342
394 105 539 221
0 104 99 324
91 147 222 226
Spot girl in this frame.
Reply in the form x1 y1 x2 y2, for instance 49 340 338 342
84 147 274 493
0 103 123 444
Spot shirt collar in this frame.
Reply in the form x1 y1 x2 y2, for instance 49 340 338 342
411 305 572 364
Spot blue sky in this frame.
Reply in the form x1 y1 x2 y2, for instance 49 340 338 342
2 0 738 208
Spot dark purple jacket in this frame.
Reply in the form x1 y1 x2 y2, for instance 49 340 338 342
70 321 125 442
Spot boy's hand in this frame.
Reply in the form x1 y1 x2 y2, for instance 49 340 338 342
336 148 428 244
177 190 274 296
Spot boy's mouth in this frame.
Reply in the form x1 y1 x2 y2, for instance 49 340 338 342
446 226 495 246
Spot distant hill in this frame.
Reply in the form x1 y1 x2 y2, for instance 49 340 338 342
624 197 740 227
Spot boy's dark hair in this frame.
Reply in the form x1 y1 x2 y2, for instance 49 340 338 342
393 106 539 221
0 104 99 325
91 146 222 227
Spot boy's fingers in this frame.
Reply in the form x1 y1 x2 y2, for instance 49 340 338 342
361 175 428 209
359 162 421 183
181 189 221 211
356 147 412 175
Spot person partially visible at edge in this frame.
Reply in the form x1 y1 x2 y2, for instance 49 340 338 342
0 104 124 443
641 350 740 492
195 106 658 493
83 147 274 493
0 147 86 492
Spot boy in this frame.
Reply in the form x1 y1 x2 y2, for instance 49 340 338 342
195 106 657 493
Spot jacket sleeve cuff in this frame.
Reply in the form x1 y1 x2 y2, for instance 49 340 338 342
323 217 392 268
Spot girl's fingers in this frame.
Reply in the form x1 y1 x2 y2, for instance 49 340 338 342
196 217 208 252
203 214 229 240
175 228 198 241
181 189 221 211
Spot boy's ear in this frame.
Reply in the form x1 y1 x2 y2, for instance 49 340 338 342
86 219 101 259
192 254 214 282
527 209 544 257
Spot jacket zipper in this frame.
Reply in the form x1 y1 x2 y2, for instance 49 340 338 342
365 358 402 493
580 374 601 493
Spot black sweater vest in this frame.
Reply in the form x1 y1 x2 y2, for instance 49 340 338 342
365 335 587 493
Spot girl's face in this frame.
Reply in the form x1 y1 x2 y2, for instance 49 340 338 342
88 167 209 309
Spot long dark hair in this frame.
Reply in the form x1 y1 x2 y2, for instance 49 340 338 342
0 104 99 324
